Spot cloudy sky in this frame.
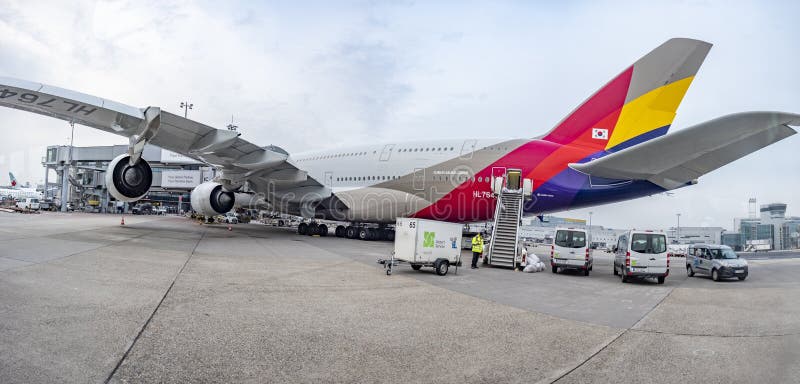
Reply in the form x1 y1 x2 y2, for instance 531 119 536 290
0 0 797 230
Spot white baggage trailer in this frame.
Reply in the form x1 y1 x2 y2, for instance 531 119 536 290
381 218 463 276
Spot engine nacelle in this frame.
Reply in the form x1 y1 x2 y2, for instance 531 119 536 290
190 182 236 216
106 154 153 202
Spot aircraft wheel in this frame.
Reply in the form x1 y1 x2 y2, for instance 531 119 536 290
318 224 328 237
297 223 308 235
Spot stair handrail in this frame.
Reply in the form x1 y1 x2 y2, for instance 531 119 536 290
513 193 523 269
488 193 503 265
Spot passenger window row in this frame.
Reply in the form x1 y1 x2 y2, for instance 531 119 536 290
397 147 455 153
298 152 369 162
336 176 399 182
297 146 458 162
334 174 496 184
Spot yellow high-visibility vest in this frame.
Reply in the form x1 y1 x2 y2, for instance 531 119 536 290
471 235 484 253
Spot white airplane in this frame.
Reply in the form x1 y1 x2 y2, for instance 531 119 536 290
0 38 797 237
0 172 42 200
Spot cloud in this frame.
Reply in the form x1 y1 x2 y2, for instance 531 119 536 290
0 0 797 229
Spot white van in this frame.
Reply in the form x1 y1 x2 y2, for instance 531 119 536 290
16 197 40 210
550 227 593 276
613 230 669 284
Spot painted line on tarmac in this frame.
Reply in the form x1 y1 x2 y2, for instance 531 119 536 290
0 229 156 272
104 228 208 384
628 328 800 338
749 258 800 264
547 284 679 383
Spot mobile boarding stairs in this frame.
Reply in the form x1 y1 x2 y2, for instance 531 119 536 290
486 170 533 269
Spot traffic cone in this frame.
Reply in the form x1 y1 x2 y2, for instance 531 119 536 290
228 224 232 231
120 215 125 226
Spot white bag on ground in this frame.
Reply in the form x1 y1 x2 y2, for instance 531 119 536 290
522 253 543 273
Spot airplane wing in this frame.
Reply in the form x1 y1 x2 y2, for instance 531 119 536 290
569 112 799 189
0 76 329 204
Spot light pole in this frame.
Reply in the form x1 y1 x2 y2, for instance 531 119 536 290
676 213 681 244
60 122 75 212
180 101 193 118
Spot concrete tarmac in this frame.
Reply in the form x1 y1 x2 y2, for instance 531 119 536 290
0 212 798 383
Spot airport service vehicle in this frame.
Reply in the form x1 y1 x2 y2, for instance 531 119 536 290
385 218 462 276
38 200 52 211
132 203 153 215
550 227 593 275
745 240 771 252
686 244 748 281
0 39 797 229
224 212 239 224
15 197 40 210
613 230 669 284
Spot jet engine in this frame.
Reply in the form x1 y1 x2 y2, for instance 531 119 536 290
106 154 153 202
190 182 236 217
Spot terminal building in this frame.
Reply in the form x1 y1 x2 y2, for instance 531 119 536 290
722 203 800 251
42 144 213 213
664 226 724 245
517 215 626 249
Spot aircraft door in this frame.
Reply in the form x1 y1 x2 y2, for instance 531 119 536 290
459 139 478 159
379 144 395 161
324 171 333 188
506 169 521 190
491 167 506 191
413 168 425 191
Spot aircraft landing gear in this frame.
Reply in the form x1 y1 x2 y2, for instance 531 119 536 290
301 222 393 241
297 222 328 236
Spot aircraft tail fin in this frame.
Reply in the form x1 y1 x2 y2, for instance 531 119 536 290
542 38 712 153
9 172 16 187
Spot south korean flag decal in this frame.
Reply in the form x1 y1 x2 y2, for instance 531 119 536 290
591 128 609 140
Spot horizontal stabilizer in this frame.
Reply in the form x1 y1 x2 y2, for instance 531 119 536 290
569 112 799 189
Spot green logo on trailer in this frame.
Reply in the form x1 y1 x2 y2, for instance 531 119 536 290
423 231 435 248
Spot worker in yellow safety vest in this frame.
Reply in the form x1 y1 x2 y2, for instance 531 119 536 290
471 232 485 269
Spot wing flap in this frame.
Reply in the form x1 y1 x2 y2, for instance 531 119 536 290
570 111 799 189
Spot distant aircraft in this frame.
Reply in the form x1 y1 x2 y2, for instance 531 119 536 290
0 172 42 200
0 38 797 229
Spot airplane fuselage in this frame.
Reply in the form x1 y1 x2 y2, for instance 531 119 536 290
0 187 42 200
291 137 667 223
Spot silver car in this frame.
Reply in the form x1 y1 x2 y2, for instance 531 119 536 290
686 244 748 281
